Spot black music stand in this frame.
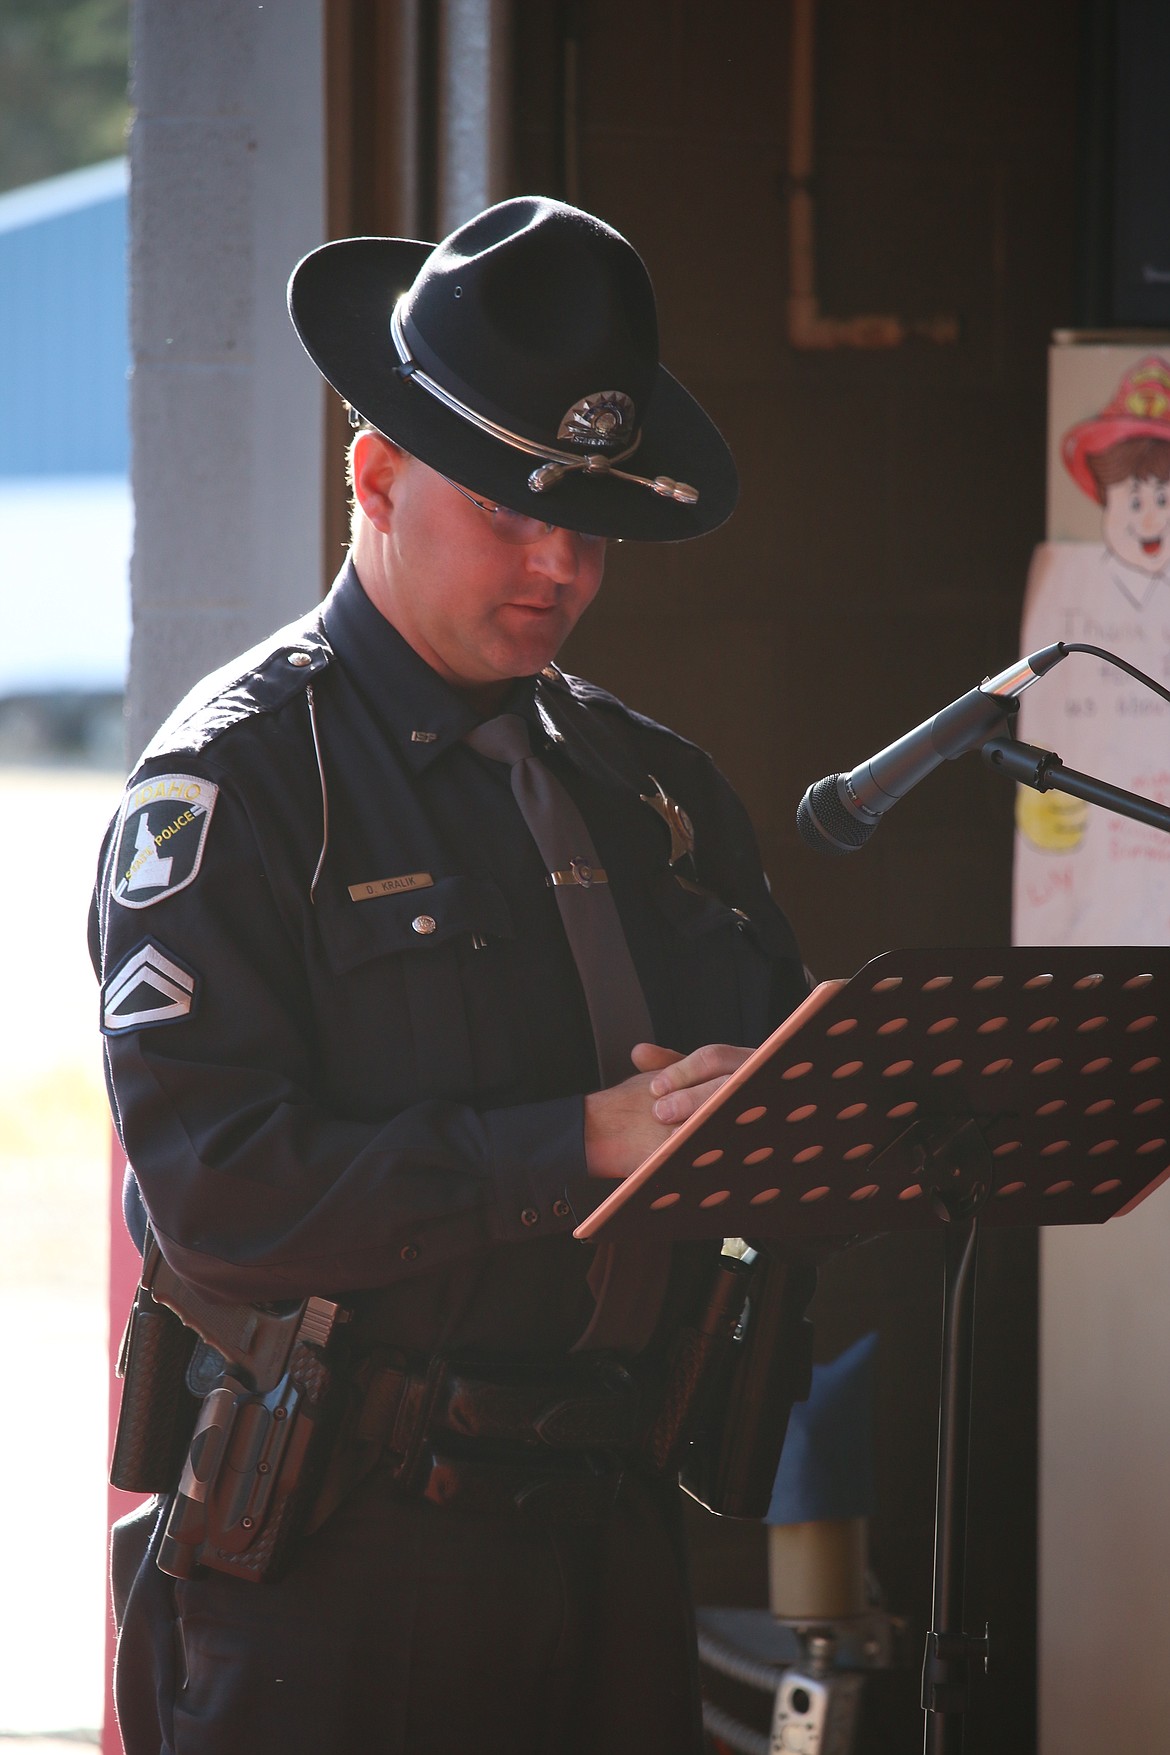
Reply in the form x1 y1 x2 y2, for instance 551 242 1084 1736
577 945 1170 1754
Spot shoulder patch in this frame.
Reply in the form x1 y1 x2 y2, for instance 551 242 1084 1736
110 773 219 910
102 939 198 1034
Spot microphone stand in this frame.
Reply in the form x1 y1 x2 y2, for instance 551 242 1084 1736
982 736 1170 835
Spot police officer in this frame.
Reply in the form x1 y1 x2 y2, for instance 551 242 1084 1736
94 197 808 1755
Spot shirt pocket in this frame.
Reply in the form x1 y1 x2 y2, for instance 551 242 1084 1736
313 876 517 1103
651 875 775 1049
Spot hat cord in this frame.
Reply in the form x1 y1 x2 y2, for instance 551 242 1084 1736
388 301 698 506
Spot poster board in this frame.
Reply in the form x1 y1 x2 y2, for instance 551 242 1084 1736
1024 334 1170 1755
1014 337 1170 947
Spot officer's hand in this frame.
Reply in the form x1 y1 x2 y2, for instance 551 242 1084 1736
641 1041 755 1123
583 1041 754 1180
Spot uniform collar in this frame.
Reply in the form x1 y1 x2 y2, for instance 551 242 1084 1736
321 557 540 771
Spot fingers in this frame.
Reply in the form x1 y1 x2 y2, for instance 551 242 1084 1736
648 1043 752 1098
587 1043 755 1172
629 1041 683 1073
652 1075 734 1125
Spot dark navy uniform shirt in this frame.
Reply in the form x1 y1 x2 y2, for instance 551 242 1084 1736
91 561 806 1361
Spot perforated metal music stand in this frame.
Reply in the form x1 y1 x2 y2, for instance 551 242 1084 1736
577 945 1170 1754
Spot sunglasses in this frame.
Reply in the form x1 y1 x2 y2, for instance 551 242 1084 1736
440 474 608 548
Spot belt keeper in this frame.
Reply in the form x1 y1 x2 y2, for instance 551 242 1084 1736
355 1364 409 1449
390 1356 450 1488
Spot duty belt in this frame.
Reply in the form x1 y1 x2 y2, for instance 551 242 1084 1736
335 1353 647 1525
310 1256 755 1527
358 1353 644 1464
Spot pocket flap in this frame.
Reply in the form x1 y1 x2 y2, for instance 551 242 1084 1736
318 875 515 974
652 873 748 939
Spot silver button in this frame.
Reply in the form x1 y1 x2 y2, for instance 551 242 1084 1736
286 651 312 667
520 1207 540 1227
551 1198 571 1220
411 914 437 935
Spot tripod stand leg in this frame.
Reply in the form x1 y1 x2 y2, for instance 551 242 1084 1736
922 1212 987 1754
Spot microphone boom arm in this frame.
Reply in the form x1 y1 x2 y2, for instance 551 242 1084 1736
983 736 1170 837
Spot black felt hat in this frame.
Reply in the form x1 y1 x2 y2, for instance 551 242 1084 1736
287 197 738 542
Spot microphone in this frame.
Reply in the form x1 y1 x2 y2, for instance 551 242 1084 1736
796 643 1068 854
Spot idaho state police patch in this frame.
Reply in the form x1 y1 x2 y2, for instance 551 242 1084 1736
110 773 219 909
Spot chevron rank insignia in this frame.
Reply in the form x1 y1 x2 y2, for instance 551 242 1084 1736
110 773 219 909
102 940 198 1034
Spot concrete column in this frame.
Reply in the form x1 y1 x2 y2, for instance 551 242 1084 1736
436 0 513 236
127 0 326 758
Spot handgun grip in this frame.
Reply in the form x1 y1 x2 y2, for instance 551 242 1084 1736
148 1252 303 1393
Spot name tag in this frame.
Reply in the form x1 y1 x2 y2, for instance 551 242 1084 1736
348 872 434 901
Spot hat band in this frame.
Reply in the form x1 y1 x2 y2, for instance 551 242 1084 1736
389 301 699 506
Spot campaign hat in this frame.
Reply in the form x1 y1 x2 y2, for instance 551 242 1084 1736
288 197 738 542
1062 354 1170 502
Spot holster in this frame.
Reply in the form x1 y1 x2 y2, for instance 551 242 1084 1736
679 1245 817 1519
641 1251 756 1473
109 1235 350 1584
157 1333 344 1584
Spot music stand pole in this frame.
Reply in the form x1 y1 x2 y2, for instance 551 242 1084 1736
923 1206 985 1753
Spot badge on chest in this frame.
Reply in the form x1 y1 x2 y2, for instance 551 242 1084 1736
640 775 696 868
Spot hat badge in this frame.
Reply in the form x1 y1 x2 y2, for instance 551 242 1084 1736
557 391 636 453
1124 368 1170 421
1098 357 1170 423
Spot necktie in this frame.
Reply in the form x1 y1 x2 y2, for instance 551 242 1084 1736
465 712 670 1350
464 713 653 1081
